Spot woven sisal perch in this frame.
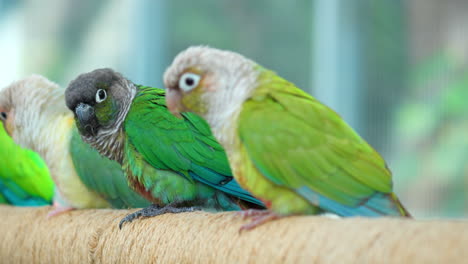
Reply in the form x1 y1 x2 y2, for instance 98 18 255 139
0 205 467 263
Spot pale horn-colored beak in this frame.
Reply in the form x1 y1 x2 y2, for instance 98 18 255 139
165 88 184 118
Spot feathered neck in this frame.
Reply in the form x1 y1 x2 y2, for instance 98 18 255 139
203 67 262 154
81 79 137 164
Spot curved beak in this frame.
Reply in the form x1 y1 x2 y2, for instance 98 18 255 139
75 103 98 136
166 89 183 118
75 103 94 125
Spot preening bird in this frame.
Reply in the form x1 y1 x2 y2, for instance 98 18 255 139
0 121 53 206
65 68 264 228
0 75 149 216
163 46 411 230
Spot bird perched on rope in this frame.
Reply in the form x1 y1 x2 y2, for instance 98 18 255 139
0 75 150 216
65 68 264 228
163 46 411 230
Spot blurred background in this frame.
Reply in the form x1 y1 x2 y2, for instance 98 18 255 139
0 0 467 218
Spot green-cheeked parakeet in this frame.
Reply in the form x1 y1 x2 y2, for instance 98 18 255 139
163 46 411 230
0 75 150 216
0 121 53 206
64 68 264 228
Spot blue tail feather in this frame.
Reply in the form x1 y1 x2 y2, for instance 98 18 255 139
0 185 50 206
297 186 402 217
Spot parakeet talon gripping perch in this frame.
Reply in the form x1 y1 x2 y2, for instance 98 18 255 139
119 203 200 229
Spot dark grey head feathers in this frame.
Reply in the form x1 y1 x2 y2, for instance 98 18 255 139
65 68 136 148
65 68 122 112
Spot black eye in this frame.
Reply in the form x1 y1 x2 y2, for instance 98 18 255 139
179 73 201 92
185 78 194 86
96 89 107 103
0 112 7 121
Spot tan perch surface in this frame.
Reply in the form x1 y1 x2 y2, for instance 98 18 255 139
0 205 467 263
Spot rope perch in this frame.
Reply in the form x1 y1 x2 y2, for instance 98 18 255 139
0 205 467 263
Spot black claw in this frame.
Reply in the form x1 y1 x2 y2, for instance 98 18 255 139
118 203 201 229
118 212 137 229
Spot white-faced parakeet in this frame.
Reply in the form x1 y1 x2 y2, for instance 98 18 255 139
163 46 411 230
0 121 53 206
0 75 150 216
65 68 264 228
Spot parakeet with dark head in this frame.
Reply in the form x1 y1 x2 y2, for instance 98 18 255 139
0 121 53 206
0 75 149 216
65 68 264 228
163 46 411 230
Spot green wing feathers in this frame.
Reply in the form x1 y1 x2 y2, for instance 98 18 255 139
126 87 229 175
238 69 408 216
123 86 263 207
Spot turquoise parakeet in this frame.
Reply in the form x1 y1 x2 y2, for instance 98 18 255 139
64 68 264 228
0 75 149 216
0 121 53 206
163 46 411 230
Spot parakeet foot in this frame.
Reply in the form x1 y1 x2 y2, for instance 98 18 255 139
47 202 74 218
119 203 200 229
239 211 281 232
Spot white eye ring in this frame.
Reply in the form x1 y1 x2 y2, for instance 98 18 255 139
179 72 200 92
95 89 107 103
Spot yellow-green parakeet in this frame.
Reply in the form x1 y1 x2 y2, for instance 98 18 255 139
0 121 53 206
164 46 411 230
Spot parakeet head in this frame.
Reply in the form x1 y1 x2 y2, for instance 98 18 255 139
65 68 136 136
164 46 259 127
65 68 136 159
0 75 64 147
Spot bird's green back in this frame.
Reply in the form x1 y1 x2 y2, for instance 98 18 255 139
123 86 263 207
237 68 406 216
0 122 54 206
69 126 150 208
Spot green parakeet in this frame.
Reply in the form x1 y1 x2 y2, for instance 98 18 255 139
163 46 411 230
0 121 53 206
0 75 149 216
64 68 264 228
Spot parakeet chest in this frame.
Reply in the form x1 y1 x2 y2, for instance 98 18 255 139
228 142 259 185
126 175 161 204
121 149 152 199
122 142 202 205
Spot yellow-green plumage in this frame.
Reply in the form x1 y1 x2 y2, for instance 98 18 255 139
0 122 53 206
164 46 411 218
235 68 409 216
